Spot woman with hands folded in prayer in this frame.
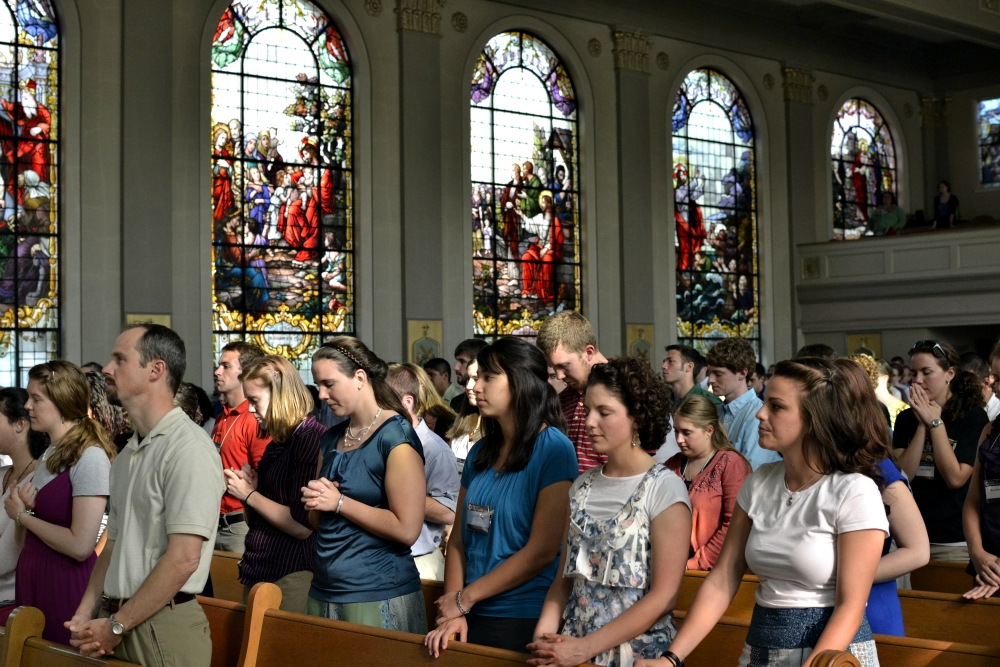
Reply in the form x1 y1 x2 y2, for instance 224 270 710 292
300 338 428 632
528 356 691 667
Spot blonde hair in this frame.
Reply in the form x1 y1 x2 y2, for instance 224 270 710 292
404 363 456 422
537 311 598 356
847 354 879 390
29 361 116 474
673 394 748 470
239 355 312 442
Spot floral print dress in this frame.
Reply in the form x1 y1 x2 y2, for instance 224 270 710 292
560 466 677 667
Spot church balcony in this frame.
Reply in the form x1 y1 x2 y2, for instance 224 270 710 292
795 222 1000 335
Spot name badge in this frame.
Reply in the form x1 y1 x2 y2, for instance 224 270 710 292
466 503 493 534
916 463 935 480
985 478 1000 504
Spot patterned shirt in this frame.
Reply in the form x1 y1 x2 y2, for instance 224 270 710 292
559 386 607 475
717 389 780 471
238 416 326 586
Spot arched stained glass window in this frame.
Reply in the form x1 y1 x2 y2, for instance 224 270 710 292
978 97 1000 187
211 0 352 381
0 2 59 387
470 31 580 340
672 69 759 356
831 98 896 240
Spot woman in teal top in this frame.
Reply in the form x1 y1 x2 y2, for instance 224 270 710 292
302 337 428 633
425 337 577 656
870 192 906 235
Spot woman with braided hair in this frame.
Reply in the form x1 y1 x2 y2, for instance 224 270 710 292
301 337 428 632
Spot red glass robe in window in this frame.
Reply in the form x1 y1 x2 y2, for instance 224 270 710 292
521 212 563 302
283 170 321 261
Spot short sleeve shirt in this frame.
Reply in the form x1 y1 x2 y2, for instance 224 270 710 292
738 462 888 609
460 427 578 618
104 408 225 598
892 406 989 543
213 400 271 514
412 419 460 556
33 445 111 496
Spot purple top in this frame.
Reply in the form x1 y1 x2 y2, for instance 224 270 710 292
239 415 325 586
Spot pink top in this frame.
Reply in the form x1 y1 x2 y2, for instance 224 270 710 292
666 450 751 570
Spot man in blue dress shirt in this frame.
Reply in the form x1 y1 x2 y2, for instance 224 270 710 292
705 338 780 471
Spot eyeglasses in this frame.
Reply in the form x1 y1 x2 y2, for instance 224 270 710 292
909 340 947 358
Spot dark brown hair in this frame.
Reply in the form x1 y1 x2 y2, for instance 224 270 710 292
473 337 566 473
587 356 672 454
312 337 409 417
909 340 983 424
772 358 892 484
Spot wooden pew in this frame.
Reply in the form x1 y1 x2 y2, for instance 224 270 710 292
897 588 1000 647
199 595 247 667
905 560 973 595
212 550 245 604
0 606 134 667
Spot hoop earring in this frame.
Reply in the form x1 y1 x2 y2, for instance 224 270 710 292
631 432 640 448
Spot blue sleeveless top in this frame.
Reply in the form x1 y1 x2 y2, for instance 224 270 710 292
309 415 425 604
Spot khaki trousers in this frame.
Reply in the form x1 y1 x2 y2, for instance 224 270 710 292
414 549 446 581
243 570 313 613
100 599 211 667
929 543 969 563
214 514 248 554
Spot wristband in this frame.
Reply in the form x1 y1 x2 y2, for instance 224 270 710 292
663 650 684 667
456 589 470 616
244 490 256 506
335 494 345 514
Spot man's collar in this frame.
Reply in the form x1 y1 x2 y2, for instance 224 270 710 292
128 407 188 450
724 387 757 410
222 399 249 417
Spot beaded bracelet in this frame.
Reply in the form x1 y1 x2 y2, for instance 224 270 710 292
455 589 470 616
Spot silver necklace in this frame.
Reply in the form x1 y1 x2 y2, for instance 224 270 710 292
784 471 821 506
344 408 382 447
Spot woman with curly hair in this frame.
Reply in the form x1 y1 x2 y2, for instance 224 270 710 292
425 337 576 656
666 393 751 570
84 372 131 452
894 341 989 563
528 356 692 667
637 358 891 667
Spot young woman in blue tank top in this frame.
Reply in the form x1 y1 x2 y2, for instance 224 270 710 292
424 337 578 656
301 338 428 632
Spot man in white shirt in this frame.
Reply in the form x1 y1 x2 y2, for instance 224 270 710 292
68 324 224 665
387 364 459 581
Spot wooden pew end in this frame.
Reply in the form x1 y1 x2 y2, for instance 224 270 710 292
237 583 282 667
2 606 45 666
810 650 861 667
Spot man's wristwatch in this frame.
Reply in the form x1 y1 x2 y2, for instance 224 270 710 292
108 614 127 636
930 418 944 429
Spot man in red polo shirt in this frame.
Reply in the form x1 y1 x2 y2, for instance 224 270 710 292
537 311 608 475
212 341 270 553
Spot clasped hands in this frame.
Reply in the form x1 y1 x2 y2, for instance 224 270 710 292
3 482 36 521
65 613 120 659
223 462 257 501
301 478 341 512
908 384 942 427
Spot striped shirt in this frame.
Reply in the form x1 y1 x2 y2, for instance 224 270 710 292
559 386 607 475
238 416 326 586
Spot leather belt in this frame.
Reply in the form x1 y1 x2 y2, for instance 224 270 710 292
219 512 244 529
101 593 195 614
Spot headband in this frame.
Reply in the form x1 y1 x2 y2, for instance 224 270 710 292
336 347 366 371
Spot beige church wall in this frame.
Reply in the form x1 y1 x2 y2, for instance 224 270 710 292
946 83 1000 221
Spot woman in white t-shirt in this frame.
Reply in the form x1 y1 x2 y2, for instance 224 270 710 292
0 388 47 607
530 356 692 667
637 357 890 667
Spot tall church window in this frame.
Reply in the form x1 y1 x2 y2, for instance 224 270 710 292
211 0 352 381
0 2 59 387
470 31 580 340
831 98 896 240
672 69 759 356
979 97 1000 188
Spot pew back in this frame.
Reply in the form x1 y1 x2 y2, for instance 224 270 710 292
212 550 245 604
198 596 247 667
905 561 972 595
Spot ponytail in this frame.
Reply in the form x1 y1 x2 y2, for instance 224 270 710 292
944 370 985 425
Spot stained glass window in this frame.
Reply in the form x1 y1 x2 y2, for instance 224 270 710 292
672 69 758 356
831 98 896 240
211 0 352 381
0 2 59 387
979 97 1000 188
470 31 580 340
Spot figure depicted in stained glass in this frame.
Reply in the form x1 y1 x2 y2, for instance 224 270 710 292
470 31 580 339
978 98 1000 187
212 0 353 377
831 98 896 240
0 79 49 209
672 69 759 357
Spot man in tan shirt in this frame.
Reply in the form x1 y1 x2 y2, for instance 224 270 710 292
67 324 224 665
